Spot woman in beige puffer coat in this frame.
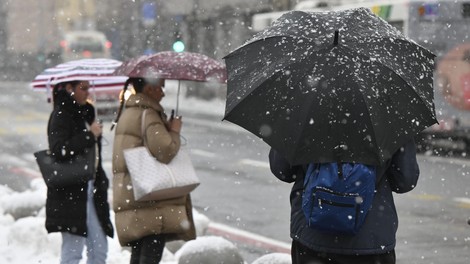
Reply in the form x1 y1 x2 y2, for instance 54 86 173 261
112 77 196 263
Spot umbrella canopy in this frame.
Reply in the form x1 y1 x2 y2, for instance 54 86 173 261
31 58 127 92
223 8 437 166
113 51 227 83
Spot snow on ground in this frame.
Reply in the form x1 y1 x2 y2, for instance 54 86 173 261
0 178 165 263
0 178 228 264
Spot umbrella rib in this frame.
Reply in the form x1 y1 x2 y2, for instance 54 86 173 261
289 70 382 165
350 73 382 164
337 46 433 163
289 90 317 164
329 46 383 163
224 55 302 117
226 35 315 58
340 45 433 113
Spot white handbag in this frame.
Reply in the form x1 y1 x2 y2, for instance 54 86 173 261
123 109 200 201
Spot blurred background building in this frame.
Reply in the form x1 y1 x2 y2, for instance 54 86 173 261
0 0 292 79
1 0 361 80
2 0 470 153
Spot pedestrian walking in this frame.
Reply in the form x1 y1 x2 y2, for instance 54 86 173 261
111 77 196 264
46 80 114 264
269 138 420 264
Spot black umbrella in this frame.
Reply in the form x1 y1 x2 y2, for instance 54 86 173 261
223 8 437 166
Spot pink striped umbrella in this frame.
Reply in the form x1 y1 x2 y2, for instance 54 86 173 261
30 58 128 101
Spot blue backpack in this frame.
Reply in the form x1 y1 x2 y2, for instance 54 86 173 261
302 162 377 235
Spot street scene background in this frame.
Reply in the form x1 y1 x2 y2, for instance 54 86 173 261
1 81 469 263
1 0 470 263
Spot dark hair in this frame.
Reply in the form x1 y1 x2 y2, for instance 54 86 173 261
131 78 145 93
52 80 82 106
55 80 81 90
111 77 163 131
111 78 146 130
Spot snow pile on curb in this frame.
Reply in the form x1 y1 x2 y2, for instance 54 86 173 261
252 253 291 264
176 236 245 264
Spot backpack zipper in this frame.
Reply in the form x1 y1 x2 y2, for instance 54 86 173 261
318 198 355 208
315 186 358 197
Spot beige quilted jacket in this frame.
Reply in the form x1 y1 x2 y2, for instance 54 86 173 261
112 93 196 246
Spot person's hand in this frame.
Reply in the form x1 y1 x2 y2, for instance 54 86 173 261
169 116 182 133
90 120 103 138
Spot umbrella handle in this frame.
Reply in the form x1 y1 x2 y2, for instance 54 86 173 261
176 80 180 116
46 78 52 103
91 80 98 119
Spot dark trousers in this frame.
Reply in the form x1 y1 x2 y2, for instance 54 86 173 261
291 240 396 264
129 234 166 264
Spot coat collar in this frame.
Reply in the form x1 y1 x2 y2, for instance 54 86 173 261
125 93 164 113
54 89 94 123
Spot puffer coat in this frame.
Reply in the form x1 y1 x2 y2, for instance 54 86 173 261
46 89 114 238
112 93 196 246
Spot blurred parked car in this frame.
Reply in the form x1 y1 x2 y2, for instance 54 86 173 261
60 30 112 62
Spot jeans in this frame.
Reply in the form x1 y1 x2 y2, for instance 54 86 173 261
129 234 166 264
60 181 108 264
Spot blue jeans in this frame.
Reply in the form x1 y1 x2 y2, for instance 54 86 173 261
60 181 108 264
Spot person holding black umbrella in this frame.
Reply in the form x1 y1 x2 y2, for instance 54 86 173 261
222 8 435 264
269 138 419 264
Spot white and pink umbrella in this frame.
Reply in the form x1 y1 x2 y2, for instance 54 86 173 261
30 58 128 102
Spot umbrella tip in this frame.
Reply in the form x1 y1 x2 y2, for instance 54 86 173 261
334 30 339 46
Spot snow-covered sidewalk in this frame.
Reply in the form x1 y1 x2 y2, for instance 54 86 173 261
0 178 291 264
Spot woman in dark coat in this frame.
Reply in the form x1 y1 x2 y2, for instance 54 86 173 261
46 80 114 264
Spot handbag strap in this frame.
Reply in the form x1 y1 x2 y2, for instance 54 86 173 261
141 109 149 147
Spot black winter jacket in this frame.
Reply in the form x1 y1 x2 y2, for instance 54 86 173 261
46 89 113 238
269 139 419 255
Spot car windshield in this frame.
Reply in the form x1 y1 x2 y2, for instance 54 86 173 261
69 38 104 52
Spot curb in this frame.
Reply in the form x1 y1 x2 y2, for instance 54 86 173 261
207 222 291 254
